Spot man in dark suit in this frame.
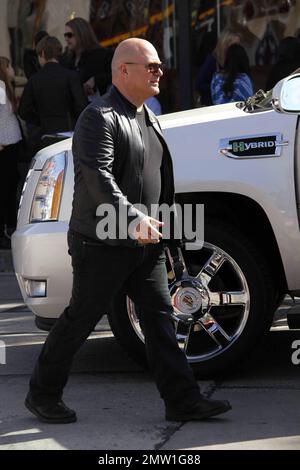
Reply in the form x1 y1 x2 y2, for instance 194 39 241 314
25 38 231 424
19 35 88 152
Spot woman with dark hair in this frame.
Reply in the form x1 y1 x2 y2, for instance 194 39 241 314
63 17 112 99
211 44 253 105
265 36 300 90
0 57 22 248
195 29 240 106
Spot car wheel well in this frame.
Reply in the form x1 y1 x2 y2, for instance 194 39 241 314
176 191 287 297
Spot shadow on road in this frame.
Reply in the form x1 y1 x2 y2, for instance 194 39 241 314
1 296 300 449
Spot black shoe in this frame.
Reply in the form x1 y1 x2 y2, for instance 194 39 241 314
165 397 232 422
25 394 77 424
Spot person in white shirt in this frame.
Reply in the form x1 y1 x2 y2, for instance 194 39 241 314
0 56 22 249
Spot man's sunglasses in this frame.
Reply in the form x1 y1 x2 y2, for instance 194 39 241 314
125 62 164 73
64 32 74 39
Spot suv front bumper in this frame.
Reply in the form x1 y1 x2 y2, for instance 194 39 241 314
12 221 71 318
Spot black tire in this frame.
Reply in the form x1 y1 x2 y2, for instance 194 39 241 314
109 219 276 377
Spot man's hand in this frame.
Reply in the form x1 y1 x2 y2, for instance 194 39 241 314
132 216 164 245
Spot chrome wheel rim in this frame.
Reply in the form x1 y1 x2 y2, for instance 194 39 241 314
127 241 250 363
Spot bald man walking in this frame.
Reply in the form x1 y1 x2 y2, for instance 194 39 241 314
25 38 231 424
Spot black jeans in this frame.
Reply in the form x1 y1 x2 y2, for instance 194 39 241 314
30 230 201 408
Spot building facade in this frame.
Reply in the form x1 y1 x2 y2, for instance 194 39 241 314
1 0 300 112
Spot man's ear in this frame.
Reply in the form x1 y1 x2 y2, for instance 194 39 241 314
38 50 46 66
120 64 128 76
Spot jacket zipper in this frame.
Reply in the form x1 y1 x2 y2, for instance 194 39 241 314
135 118 145 205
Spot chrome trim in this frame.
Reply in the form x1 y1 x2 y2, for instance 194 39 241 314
219 132 288 159
126 240 250 364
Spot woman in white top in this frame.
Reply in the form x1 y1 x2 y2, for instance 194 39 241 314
0 56 22 249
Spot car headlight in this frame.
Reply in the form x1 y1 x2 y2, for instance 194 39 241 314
30 152 66 222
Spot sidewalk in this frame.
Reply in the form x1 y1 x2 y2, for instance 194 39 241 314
1 251 300 450
0 248 22 305
0 249 14 274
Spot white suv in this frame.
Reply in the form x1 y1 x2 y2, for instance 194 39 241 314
12 75 300 377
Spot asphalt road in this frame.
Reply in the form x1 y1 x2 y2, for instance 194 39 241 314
0 271 300 450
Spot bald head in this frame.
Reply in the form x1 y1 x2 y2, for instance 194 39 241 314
111 38 162 108
112 38 158 77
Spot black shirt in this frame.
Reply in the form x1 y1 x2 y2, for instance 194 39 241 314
19 62 88 134
136 106 163 215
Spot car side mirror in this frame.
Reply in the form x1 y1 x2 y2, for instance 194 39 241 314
272 73 300 114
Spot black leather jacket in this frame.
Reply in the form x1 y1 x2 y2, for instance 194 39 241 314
70 85 175 247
